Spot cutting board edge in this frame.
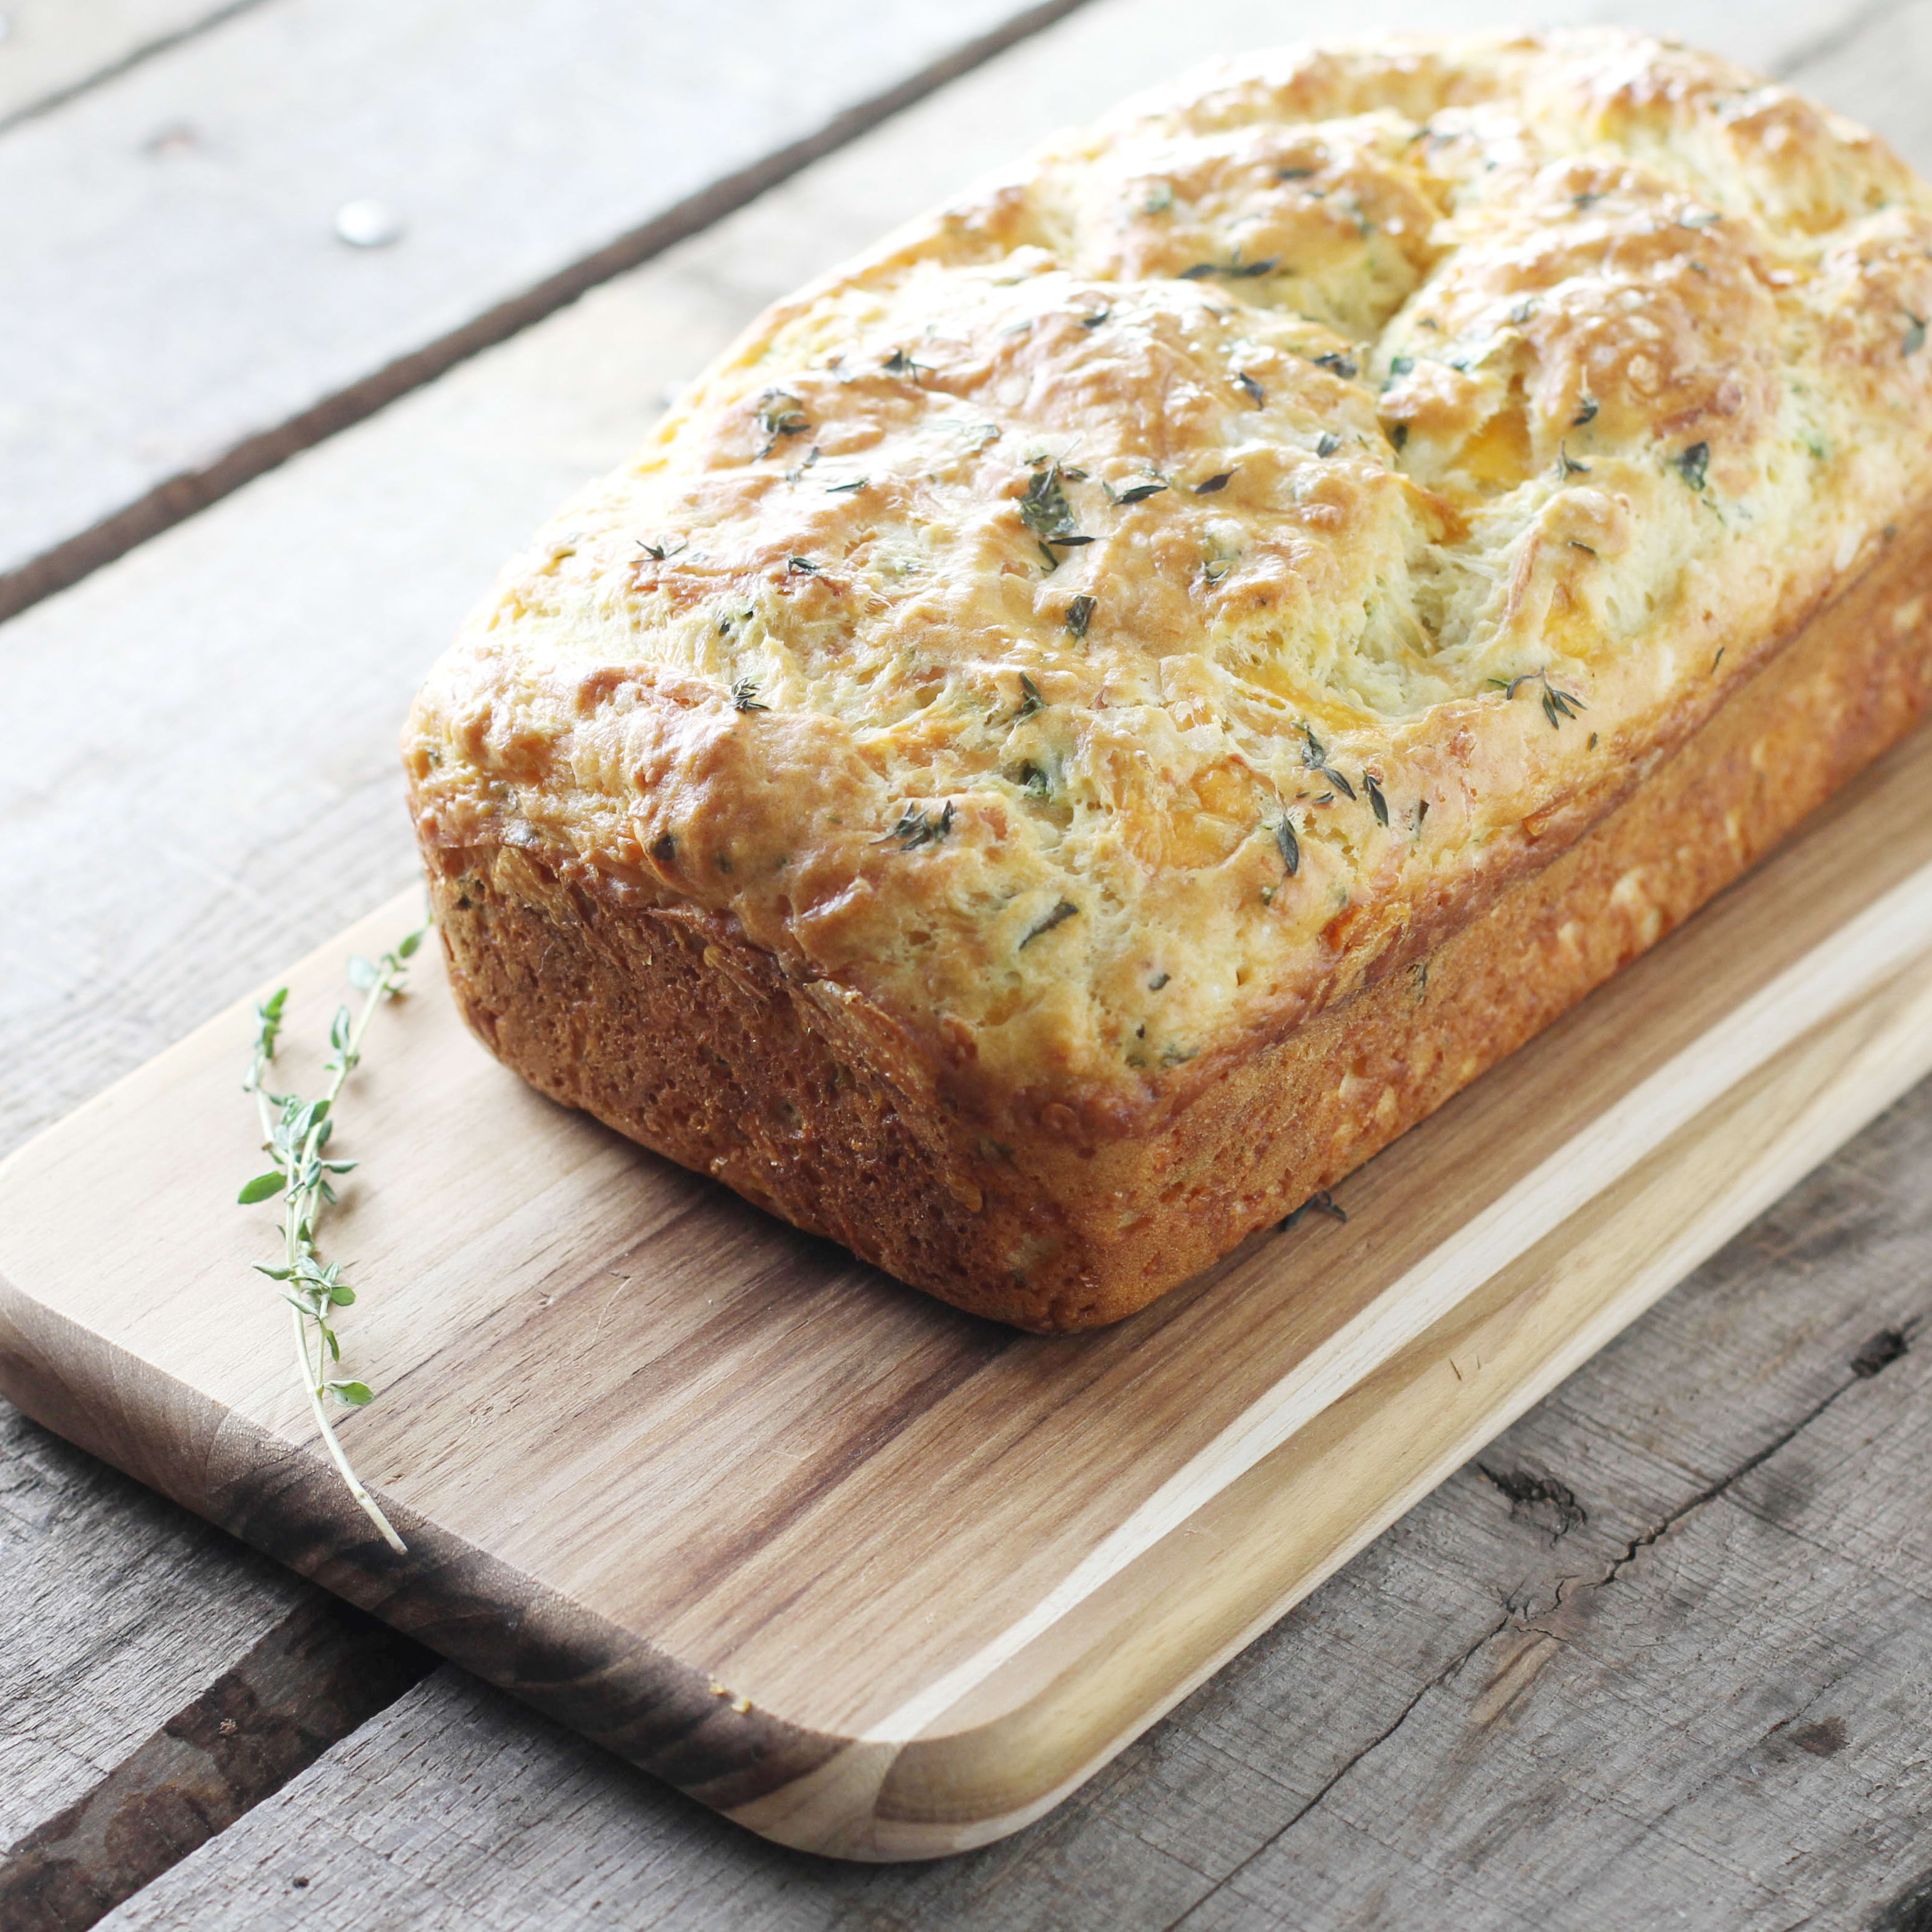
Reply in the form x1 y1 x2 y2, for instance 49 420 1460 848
0 1265 864 1824
7 940 1926 1863
728 950 1932 1857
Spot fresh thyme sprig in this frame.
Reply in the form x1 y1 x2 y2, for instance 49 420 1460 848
239 924 427 1554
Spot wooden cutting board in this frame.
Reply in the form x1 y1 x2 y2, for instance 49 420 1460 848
3 728 1931 1861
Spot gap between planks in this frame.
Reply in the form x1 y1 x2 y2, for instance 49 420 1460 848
0 0 272 137
0 0 1098 629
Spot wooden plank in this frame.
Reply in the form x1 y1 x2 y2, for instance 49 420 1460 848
0 1403 310 1848
0 1599 428 1932
0 0 1095 625
84 1085 1932 1926
0 0 247 130
0 0 1910 1905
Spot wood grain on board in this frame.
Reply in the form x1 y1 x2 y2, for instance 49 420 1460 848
90 1079 1932 1931
3 0 1930 1912
6 702 1931 1854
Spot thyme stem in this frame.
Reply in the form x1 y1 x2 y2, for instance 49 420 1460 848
240 923 426 1554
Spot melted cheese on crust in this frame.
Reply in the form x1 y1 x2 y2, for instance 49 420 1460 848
407 30 1932 1124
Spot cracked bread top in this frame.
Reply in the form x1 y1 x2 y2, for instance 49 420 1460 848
405 29 1932 1133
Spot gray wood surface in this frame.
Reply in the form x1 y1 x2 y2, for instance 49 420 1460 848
0 0 1085 622
0 1404 311 1845
0 0 248 129
0 1599 428 1932
4 0 1931 1920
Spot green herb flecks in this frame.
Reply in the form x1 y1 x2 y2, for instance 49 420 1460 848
1906 312 1928 357
880 800 955 850
1019 462 1092 552
1236 372 1266 407
1020 899 1078 947
1014 672 1044 719
1313 351 1358 380
786 555 818 574
731 677 769 712
637 536 686 562
1489 667 1587 729
1066 594 1095 638
1365 773 1389 826
1572 396 1599 427
755 388 812 458
1556 443 1590 479
240 926 427 1554
1316 432 1340 458
1673 441 1710 491
1106 474 1169 505
825 475 869 495
881 348 932 380
1194 470 1235 495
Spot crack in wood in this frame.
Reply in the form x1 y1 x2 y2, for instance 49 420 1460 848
1582 1319 1918 1600
0 1597 431 1932
1156 1319 1923 1930
1155 1614 1515 1931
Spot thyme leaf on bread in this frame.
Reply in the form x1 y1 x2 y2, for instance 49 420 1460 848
880 801 955 849
1020 899 1078 947
240 924 426 1554
1274 816 1301 877
1019 462 1091 550
1488 667 1587 728
1672 441 1710 490
1179 253 1278 281
1299 723 1357 798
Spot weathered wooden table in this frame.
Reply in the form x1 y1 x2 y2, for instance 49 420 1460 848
5 2 1932 1926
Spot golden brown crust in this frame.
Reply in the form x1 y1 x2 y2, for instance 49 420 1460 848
407 30 1932 1132
406 30 1932 1325
421 507 1932 1329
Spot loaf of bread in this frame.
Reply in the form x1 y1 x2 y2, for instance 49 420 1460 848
405 30 1932 1330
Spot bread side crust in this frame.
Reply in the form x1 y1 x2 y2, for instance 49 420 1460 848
420 515 1932 1330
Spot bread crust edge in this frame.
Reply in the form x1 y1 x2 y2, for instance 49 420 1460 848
413 515 1932 1330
